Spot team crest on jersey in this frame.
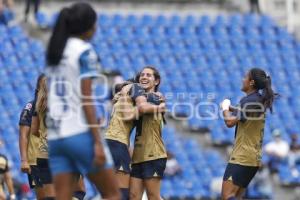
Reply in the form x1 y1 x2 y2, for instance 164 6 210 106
25 103 32 110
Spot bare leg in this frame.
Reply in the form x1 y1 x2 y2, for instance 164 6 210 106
236 187 245 200
116 171 130 188
87 168 120 200
34 187 45 200
144 178 161 200
129 177 144 200
221 180 241 200
53 173 76 200
43 183 56 198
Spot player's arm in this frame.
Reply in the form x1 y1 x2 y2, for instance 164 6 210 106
131 84 165 114
223 110 238 128
19 125 31 173
4 171 15 200
81 78 106 166
221 99 238 128
79 48 106 166
155 91 165 103
112 92 121 104
18 106 32 174
135 96 165 114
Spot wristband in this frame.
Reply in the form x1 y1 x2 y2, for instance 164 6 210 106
221 99 231 111
10 194 16 200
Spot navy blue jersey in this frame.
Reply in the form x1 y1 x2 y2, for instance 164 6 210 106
230 91 266 166
19 100 35 127
233 92 263 123
129 83 146 102
146 93 161 105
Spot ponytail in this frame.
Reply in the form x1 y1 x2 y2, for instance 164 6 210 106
46 2 97 66
46 8 70 66
262 75 276 113
36 76 47 115
34 73 46 100
249 68 278 113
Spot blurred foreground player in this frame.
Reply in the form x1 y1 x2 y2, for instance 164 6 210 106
220 68 277 200
46 2 120 200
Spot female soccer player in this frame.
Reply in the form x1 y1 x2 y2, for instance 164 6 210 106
106 79 166 200
31 75 56 200
220 68 277 200
46 2 120 200
130 66 167 200
19 74 46 199
32 75 86 200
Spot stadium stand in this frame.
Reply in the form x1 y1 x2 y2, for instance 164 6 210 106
1 9 300 198
36 11 300 195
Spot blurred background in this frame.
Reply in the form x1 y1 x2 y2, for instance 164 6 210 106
1 0 300 199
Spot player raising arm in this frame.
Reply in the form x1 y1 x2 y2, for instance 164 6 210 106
220 68 278 200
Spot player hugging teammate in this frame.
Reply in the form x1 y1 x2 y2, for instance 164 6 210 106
106 66 167 200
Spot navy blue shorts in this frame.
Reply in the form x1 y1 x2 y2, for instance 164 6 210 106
131 158 167 179
106 139 131 174
28 165 42 189
223 163 259 188
36 158 53 185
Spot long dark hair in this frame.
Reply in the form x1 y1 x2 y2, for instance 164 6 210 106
46 2 97 66
249 68 278 113
36 76 47 115
136 66 161 92
114 78 136 94
35 73 46 99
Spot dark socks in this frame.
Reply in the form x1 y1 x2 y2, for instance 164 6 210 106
73 191 86 200
228 197 237 200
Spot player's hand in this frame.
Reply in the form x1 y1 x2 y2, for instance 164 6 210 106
93 142 106 167
21 160 31 174
155 92 166 103
158 103 166 113
221 99 231 111
112 92 121 104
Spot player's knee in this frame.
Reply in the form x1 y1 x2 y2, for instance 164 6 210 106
146 191 161 200
129 190 141 200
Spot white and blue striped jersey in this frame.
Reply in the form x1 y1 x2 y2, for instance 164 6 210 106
47 37 101 140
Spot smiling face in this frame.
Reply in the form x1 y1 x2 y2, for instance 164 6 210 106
138 68 160 92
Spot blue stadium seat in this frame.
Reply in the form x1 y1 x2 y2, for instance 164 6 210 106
35 12 50 28
1 13 298 198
